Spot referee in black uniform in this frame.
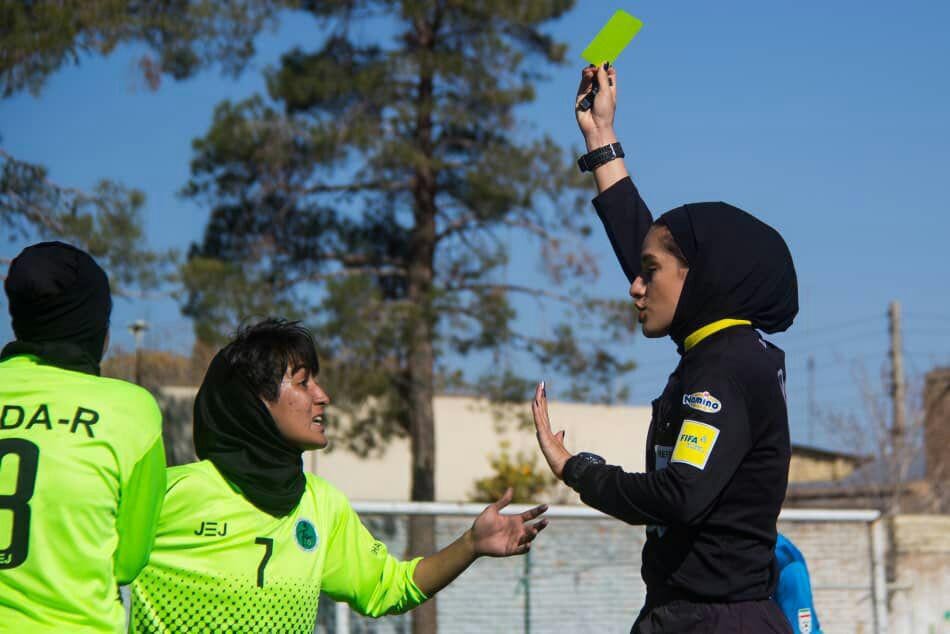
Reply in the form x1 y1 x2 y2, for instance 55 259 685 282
532 64 797 633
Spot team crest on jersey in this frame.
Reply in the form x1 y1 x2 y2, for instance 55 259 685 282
682 391 722 413
797 608 812 633
295 519 318 552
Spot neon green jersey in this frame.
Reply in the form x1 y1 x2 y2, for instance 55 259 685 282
130 460 427 633
0 354 166 633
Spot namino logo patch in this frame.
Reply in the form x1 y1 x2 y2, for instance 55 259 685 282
682 391 722 414
295 518 319 552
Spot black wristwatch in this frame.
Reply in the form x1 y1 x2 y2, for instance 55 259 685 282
577 142 624 173
563 451 606 490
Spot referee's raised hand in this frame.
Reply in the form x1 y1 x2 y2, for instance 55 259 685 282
576 63 618 150
469 488 549 557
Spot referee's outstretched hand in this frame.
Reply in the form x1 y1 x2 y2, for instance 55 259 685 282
470 488 549 557
532 381 572 479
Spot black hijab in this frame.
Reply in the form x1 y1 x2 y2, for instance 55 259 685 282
2 241 112 375
193 349 306 517
656 202 798 351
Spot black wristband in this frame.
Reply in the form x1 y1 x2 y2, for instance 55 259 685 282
563 452 606 490
577 142 624 173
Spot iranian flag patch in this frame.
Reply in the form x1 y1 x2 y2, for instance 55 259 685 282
797 608 812 633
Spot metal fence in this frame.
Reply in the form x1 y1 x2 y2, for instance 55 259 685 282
317 504 886 634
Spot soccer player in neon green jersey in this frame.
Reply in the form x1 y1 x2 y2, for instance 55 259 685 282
0 242 166 633
131 318 549 632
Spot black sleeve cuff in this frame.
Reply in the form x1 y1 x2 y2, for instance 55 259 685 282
563 454 584 491
564 455 610 494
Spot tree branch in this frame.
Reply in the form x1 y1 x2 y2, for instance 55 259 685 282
276 266 408 290
304 178 410 195
437 213 556 243
443 282 589 311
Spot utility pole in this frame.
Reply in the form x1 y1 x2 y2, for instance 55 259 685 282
522 549 532 634
807 354 816 446
888 300 905 510
129 320 149 385
889 301 905 442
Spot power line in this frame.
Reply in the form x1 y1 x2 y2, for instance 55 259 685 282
787 353 884 374
904 312 950 321
903 328 950 337
780 315 883 338
778 329 887 353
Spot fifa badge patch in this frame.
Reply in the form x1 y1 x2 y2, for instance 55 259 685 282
295 518 319 552
797 608 812 633
682 390 722 413
671 420 720 470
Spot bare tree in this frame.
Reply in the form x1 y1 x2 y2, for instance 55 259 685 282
823 362 930 514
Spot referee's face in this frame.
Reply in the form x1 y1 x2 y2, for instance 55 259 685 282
632 226 688 338
266 366 331 450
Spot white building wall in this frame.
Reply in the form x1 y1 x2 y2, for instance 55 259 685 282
308 395 652 502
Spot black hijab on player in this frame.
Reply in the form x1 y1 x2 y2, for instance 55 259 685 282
193 321 319 517
655 202 798 348
1 241 112 375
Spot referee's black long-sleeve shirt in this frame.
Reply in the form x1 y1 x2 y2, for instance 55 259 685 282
564 177 792 605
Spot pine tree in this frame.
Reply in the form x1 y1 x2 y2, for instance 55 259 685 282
181 3 637 629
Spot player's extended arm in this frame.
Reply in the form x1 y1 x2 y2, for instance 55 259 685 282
114 435 167 584
319 494 427 617
321 490 547 616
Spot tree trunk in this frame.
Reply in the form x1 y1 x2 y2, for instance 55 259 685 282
407 192 438 634
408 13 439 631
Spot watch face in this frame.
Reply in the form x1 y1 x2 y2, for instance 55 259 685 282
579 452 605 464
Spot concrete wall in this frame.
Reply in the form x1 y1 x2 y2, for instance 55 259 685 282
789 453 862 483
779 520 878 634
888 515 950 634
309 395 862 503
309 396 652 503
924 368 950 512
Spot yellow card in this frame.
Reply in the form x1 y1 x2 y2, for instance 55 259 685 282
581 10 644 66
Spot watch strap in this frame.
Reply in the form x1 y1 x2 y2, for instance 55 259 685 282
577 142 625 173
563 452 606 490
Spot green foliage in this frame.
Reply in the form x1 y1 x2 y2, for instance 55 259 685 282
180 0 638 455
0 1 246 293
0 0 281 97
179 255 299 345
469 441 558 504
0 150 176 296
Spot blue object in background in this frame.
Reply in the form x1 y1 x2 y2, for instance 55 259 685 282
774 534 823 634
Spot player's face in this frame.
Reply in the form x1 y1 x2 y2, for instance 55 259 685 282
265 366 331 451
630 226 688 338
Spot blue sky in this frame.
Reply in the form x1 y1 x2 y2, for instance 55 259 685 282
2 1 949 449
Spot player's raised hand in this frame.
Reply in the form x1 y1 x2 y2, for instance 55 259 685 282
575 63 618 146
532 381 571 479
470 488 549 557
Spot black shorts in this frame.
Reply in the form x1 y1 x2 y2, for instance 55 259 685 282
632 599 793 634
